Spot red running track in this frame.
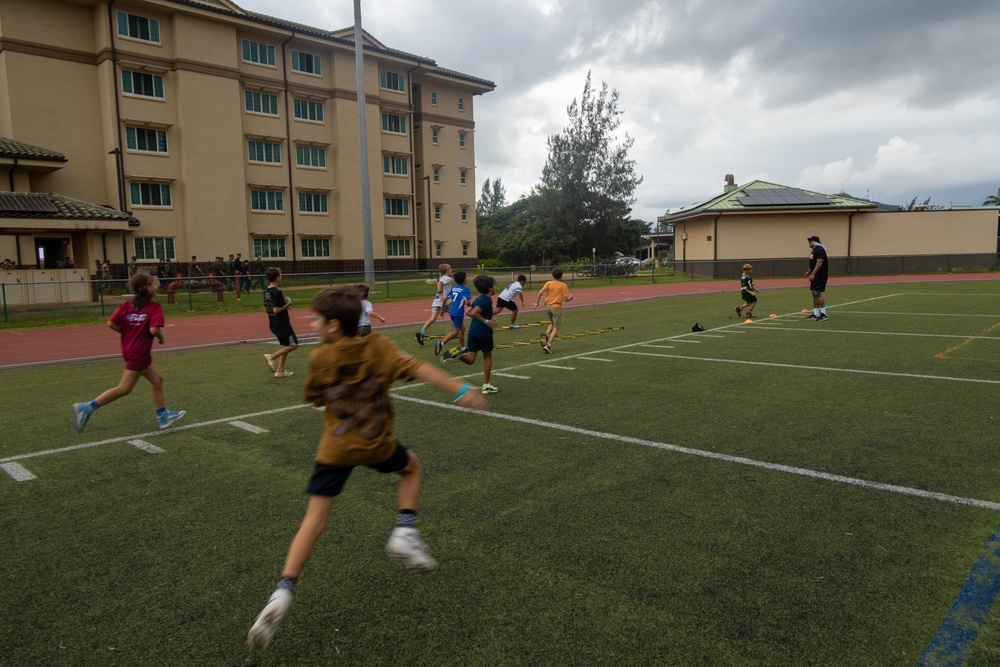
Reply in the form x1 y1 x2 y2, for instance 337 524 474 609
1 273 995 369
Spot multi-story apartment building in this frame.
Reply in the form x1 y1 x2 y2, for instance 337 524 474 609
0 0 494 274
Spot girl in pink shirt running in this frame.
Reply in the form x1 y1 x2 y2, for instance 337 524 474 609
71 273 185 433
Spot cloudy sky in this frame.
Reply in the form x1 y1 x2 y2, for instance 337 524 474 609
235 0 1000 222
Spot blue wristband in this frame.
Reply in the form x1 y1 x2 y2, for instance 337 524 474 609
453 381 471 402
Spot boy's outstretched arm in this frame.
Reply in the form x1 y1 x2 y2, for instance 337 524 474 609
534 287 547 307
412 362 488 410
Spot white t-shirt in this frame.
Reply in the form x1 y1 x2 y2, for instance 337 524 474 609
432 274 454 308
499 281 523 302
359 299 373 327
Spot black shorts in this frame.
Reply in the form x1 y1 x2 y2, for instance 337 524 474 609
306 442 410 497
810 279 827 294
467 333 494 353
276 331 299 347
496 297 518 312
741 291 757 303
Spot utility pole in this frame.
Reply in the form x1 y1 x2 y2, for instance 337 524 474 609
354 0 374 286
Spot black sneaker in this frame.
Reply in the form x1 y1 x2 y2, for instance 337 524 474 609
817 314 829 321
805 313 819 320
735 305 742 315
415 331 425 346
434 340 443 356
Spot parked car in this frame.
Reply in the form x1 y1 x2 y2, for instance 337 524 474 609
615 256 641 267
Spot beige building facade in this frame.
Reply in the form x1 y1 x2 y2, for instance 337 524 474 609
659 177 998 277
0 0 493 274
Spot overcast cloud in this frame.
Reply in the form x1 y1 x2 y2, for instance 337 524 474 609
236 0 1000 221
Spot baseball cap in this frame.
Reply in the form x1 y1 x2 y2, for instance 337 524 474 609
807 235 821 242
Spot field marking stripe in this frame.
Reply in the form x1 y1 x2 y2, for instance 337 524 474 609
579 357 614 362
918 525 1000 666
836 311 1000 318
611 351 1000 385
0 404 308 464
127 439 164 454
935 321 1000 358
539 364 576 370
751 328 1000 341
394 395 1000 512
1 462 36 481
230 421 268 434
492 372 532 379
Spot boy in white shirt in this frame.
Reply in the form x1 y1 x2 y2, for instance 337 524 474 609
495 274 527 328
414 263 453 346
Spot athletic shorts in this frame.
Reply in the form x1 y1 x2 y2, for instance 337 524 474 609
306 442 410 497
276 331 299 347
450 314 465 329
358 325 372 337
496 297 518 312
810 279 827 294
546 305 563 329
741 291 757 303
123 351 152 372
467 333 494 354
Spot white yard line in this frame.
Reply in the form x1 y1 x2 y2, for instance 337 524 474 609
127 439 165 454
538 364 576 370
1 462 36 481
394 395 1000 512
230 420 269 434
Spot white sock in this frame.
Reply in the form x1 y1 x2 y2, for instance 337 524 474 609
813 308 820 316
821 307 827 315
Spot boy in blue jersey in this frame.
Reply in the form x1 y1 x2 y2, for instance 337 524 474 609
443 275 499 393
435 271 470 356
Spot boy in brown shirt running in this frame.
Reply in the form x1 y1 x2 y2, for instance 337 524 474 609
247 285 489 651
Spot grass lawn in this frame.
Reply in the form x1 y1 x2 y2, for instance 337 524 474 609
2 281 1000 665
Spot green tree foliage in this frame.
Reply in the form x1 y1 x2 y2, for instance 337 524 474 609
477 177 508 218
533 71 643 260
983 187 1000 206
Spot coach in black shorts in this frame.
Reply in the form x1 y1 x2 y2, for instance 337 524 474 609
805 235 828 321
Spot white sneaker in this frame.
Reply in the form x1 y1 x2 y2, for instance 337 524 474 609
247 588 293 651
481 383 499 394
385 527 438 572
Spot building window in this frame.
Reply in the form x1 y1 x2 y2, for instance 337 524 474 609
248 140 281 164
462 242 469 256
250 189 283 212
134 237 175 260
383 155 407 176
458 97 465 111
434 205 441 221
384 197 409 217
293 98 324 122
459 132 466 149
241 39 275 66
461 206 468 222
125 127 167 153
290 50 321 75
298 192 328 213
253 237 286 258
129 182 171 208
435 242 442 257
430 91 438 106
460 169 468 186
301 238 330 258
386 239 411 257
245 90 279 116
117 11 160 44
122 70 164 99
296 145 326 168
379 70 405 92
433 168 440 184
381 113 406 134
431 128 439 145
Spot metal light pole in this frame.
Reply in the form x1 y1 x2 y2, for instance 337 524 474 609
354 0 374 285
422 175 432 266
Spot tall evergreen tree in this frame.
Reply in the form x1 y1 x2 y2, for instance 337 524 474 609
476 177 508 218
534 71 643 260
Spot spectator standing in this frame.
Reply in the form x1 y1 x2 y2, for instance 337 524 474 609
805 236 829 321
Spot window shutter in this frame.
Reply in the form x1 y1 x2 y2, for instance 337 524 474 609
157 131 167 153
161 185 171 207
266 45 275 66
314 56 321 75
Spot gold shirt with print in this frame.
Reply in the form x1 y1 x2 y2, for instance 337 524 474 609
304 334 423 466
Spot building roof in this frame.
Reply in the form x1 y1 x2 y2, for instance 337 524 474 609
172 0 494 90
0 137 67 162
0 192 138 224
658 180 877 223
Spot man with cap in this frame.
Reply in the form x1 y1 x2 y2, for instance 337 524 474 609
805 236 828 321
